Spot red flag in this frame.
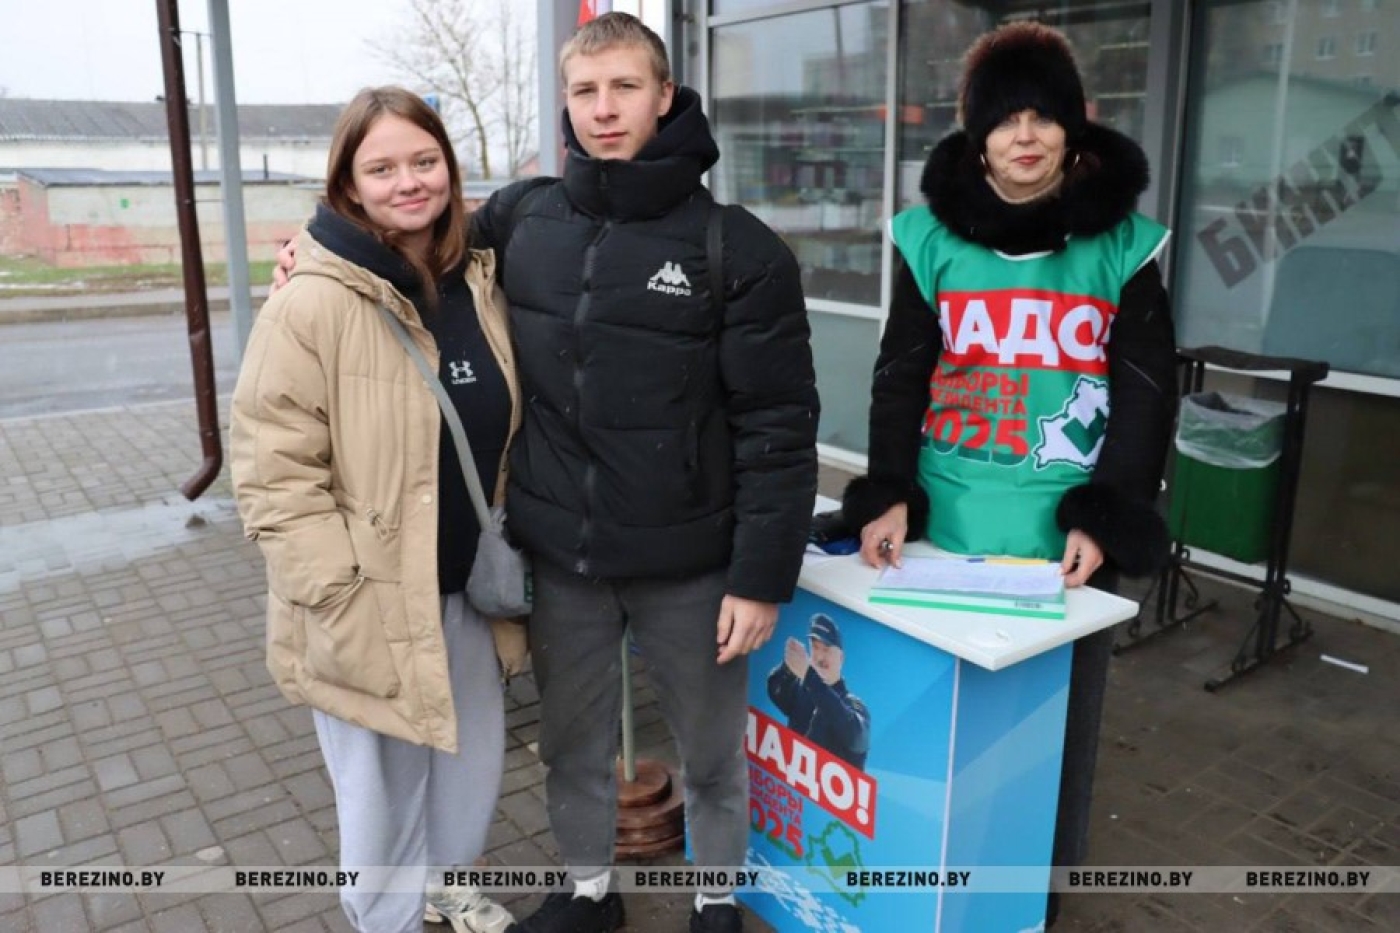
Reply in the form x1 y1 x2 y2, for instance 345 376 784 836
578 0 612 26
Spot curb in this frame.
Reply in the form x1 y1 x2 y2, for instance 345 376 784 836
0 286 269 326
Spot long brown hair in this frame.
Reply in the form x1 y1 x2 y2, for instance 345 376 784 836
323 86 468 302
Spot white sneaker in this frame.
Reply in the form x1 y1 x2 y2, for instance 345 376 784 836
424 883 514 933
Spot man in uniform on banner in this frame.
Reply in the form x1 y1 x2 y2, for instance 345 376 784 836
767 613 872 770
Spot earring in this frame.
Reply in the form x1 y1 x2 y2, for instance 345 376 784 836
979 152 988 169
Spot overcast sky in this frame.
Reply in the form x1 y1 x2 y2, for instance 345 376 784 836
0 1 656 106
0 0 406 105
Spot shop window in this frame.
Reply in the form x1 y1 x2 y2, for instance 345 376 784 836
808 311 882 452
1178 20 1398 376
1174 0 1400 604
708 3 890 452
709 3 889 309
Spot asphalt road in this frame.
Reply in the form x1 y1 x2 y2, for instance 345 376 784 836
0 312 240 419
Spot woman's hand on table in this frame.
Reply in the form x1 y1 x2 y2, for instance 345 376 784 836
859 504 908 569
1060 530 1104 587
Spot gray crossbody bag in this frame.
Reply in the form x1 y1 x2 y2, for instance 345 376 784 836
376 306 532 618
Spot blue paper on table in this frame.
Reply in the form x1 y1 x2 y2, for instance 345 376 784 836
869 555 1066 619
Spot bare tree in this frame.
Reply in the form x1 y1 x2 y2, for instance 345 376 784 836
369 0 536 180
493 0 537 176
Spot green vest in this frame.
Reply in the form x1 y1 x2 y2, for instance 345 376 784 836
890 206 1169 558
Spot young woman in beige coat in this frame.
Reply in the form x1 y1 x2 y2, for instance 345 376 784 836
230 87 518 933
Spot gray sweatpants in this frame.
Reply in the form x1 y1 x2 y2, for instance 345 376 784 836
313 592 504 933
529 560 749 888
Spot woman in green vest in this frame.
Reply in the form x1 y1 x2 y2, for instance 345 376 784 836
842 21 1178 927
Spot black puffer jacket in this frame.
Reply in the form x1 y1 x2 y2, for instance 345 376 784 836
473 88 819 602
844 124 1178 576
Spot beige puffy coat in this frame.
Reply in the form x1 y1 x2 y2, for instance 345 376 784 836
230 230 519 752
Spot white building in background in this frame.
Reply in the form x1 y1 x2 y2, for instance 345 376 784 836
0 98 340 178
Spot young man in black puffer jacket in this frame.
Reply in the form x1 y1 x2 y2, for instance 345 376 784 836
473 13 818 933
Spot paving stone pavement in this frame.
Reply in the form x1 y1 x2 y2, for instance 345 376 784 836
0 401 1396 932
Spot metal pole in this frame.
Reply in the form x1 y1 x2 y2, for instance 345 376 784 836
537 0 580 177
620 631 636 783
156 0 222 500
206 0 253 361
194 33 209 171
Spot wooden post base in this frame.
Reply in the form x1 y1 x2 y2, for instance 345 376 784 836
615 758 685 859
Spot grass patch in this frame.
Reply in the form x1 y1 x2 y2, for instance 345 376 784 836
0 255 275 298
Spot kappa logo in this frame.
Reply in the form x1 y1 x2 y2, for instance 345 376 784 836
448 360 476 385
647 260 692 296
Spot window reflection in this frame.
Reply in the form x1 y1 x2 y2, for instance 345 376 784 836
709 4 889 305
1176 0 1400 379
1176 0 1400 604
810 312 882 451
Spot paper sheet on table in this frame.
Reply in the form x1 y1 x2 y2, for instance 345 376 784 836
877 556 1064 597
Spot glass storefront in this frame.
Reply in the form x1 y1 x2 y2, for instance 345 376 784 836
709 2 891 453
709 4 890 308
1176 0 1399 377
1175 0 1400 602
702 0 1400 609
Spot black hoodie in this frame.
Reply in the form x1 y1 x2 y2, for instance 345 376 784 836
843 124 1178 577
471 87 819 602
309 205 510 593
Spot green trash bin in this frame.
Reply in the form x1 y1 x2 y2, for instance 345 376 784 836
1167 391 1287 564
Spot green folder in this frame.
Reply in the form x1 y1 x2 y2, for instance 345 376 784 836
868 557 1066 620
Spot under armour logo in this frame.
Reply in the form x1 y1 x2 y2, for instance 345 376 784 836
449 360 476 385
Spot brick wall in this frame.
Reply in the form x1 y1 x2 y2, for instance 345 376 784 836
0 184 22 256
11 177 320 267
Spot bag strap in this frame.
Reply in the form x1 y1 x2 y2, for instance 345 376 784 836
375 306 493 529
706 203 724 322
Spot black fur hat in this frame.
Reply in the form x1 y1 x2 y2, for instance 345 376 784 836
958 21 1087 150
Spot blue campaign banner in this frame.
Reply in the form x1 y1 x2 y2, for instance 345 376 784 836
741 589 1069 932
743 589 952 932
940 650 1069 932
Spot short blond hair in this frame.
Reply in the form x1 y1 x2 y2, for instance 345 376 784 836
559 11 671 85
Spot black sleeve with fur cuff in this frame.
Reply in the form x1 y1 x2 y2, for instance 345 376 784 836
1056 482 1169 577
842 476 932 542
